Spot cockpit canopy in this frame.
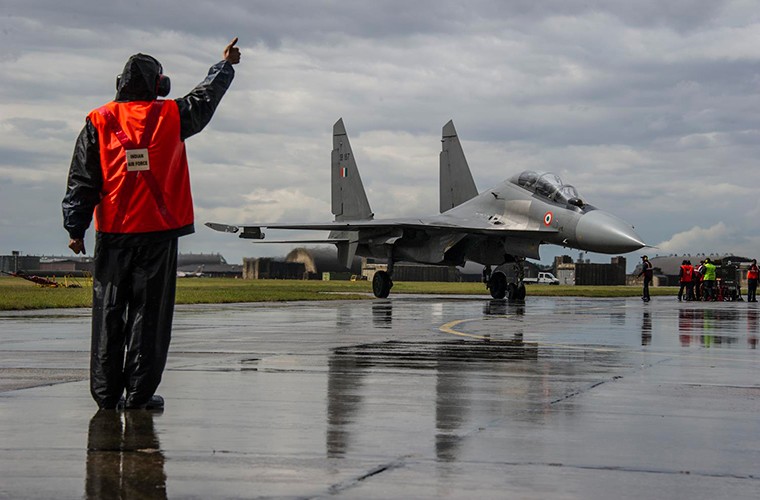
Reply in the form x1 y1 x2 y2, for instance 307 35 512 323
510 170 585 207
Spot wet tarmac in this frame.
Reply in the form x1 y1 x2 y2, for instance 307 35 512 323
1 296 759 499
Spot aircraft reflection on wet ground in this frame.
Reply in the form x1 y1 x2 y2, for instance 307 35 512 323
326 343 542 463
372 298 525 330
328 339 543 464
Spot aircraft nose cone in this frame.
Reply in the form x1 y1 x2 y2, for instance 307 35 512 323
575 210 645 254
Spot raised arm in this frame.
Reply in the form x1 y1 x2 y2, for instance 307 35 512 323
176 37 241 140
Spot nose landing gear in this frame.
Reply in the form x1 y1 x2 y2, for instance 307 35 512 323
485 260 526 301
487 271 508 299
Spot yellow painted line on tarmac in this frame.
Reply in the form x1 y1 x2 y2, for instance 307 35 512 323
438 313 760 360
438 318 494 340
438 316 615 352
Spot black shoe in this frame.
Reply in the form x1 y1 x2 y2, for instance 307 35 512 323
144 395 164 411
117 395 164 411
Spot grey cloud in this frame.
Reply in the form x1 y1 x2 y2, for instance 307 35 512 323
2 1 734 52
0 147 65 170
2 0 760 265
6 118 77 141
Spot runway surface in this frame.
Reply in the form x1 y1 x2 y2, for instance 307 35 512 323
1 295 759 499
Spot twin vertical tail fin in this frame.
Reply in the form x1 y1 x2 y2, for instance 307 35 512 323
332 118 373 222
439 120 478 213
331 118 372 270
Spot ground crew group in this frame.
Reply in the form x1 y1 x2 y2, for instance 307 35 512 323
640 255 759 303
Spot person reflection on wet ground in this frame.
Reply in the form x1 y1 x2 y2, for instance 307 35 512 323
641 310 652 346
86 410 166 499
748 308 759 349
679 309 696 347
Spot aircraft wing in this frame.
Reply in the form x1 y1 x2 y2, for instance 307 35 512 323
205 217 558 239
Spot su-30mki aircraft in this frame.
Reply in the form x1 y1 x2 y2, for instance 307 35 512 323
207 119 646 300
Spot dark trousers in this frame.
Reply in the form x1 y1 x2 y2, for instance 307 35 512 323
642 277 651 300
748 279 758 302
702 280 716 301
678 282 693 301
90 238 178 409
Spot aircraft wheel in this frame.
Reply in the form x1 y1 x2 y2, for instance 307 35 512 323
515 283 526 301
488 272 507 299
506 282 518 302
372 271 393 298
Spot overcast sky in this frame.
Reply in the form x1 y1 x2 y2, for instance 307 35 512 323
2 0 760 270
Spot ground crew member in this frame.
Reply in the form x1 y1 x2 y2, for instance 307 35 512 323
694 260 704 300
702 258 717 301
639 255 653 302
62 39 241 410
678 259 693 302
747 259 759 302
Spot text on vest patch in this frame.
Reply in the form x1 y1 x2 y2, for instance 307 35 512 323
126 149 150 171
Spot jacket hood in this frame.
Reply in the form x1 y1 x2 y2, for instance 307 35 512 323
115 54 162 102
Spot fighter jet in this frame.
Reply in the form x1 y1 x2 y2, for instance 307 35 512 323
207 119 645 299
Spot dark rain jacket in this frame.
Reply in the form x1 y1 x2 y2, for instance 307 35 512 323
62 55 235 247
639 260 653 279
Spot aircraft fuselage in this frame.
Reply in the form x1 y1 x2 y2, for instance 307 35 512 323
349 177 642 268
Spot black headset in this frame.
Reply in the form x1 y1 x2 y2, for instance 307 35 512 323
155 73 171 97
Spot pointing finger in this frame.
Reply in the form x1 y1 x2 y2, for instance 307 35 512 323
226 37 239 49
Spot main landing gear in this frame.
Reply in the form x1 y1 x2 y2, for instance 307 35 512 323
372 259 395 298
484 265 526 302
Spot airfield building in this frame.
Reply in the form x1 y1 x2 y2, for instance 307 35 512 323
243 258 306 280
554 255 627 285
1 252 93 277
177 253 242 278
1 252 41 274
286 247 363 280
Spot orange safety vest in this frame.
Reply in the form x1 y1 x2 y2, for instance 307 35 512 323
88 100 193 233
680 264 693 283
748 265 759 280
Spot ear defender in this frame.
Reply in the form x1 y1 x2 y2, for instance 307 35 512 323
156 74 171 97
116 74 122 91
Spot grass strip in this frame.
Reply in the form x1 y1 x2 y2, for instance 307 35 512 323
0 276 677 311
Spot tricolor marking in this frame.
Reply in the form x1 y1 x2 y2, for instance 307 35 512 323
544 211 553 226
